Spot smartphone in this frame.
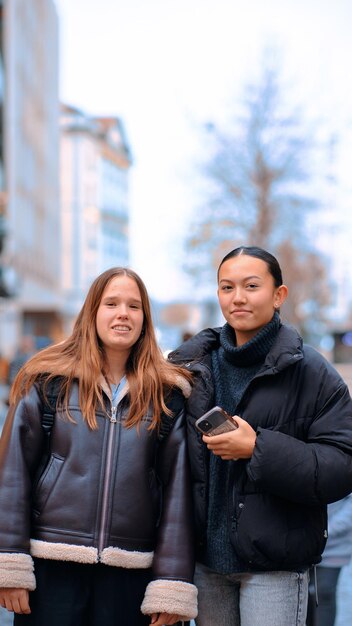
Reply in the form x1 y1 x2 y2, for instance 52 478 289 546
195 406 238 436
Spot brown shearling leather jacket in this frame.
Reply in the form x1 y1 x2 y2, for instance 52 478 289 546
0 379 198 620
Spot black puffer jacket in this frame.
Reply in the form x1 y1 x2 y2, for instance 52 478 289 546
0 377 198 620
169 324 352 572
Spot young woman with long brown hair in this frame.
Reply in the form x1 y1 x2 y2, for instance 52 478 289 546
0 267 197 626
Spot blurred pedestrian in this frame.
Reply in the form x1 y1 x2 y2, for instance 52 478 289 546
7 335 35 387
0 267 197 626
307 494 352 626
169 245 352 626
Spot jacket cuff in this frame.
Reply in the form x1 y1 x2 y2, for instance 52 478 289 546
0 552 36 590
140 579 198 620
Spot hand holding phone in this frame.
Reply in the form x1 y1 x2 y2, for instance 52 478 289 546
195 406 238 436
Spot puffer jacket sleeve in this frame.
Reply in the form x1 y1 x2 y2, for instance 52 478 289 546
0 385 45 589
246 357 352 505
140 388 198 621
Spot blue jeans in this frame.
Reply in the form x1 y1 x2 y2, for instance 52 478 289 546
194 562 309 626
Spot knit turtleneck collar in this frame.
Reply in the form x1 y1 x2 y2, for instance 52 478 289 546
219 311 281 367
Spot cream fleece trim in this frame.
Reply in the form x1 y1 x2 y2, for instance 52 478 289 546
0 552 36 590
30 539 98 564
101 373 191 401
100 546 154 569
141 579 198 620
175 374 192 399
99 375 129 403
30 539 154 570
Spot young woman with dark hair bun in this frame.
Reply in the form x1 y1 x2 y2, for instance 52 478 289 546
169 245 352 626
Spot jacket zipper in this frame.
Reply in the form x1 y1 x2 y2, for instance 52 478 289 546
231 464 238 532
98 403 117 557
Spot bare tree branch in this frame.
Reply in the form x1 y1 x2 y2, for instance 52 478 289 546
184 51 331 338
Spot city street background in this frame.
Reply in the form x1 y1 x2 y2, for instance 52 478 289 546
1 1 352 624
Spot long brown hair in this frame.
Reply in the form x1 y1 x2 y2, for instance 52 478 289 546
10 267 192 429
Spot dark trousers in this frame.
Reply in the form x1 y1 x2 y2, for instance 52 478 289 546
306 566 341 626
14 558 152 626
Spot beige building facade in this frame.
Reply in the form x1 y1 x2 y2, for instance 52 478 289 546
0 0 61 356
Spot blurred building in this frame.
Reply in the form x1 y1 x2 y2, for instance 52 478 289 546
0 0 61 356
0 1 7 297
60 104 131 332
152 297 222 352
0 3 132 354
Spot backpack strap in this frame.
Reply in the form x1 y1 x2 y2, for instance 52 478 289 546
33 376 65 482
38 375 65 437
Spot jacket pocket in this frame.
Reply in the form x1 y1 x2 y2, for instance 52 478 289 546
232 492 327 570
32 454 65 517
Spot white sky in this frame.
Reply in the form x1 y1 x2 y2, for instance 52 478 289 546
54 0 352 302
